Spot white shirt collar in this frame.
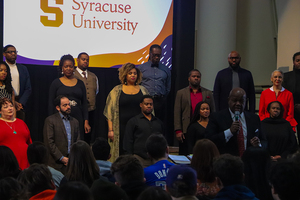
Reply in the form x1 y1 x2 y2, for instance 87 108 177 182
76 67 88 78
270 86 285 92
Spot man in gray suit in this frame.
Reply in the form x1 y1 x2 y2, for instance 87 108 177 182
174 69 215 155
43 95 80 174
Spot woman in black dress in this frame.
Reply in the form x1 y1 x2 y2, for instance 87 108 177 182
261 101 298 161
186 101 211 154
0 61 14 101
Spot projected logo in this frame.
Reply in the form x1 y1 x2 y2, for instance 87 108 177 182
40 0 63 27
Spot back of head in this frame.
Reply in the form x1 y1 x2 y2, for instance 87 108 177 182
111 155 144 185
92 137 111 160
213 154 244 187
27 141 49 165
166 165 197 198
0 146 20 179
137 186 171 200
0 177 26 200
18 163 54 198
54 181 93 200
145 133 167 160
269 161 300 200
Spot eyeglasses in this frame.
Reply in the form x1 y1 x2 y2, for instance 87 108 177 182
5 51 18 54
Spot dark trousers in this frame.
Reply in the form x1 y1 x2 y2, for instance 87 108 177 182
84 110 96 145
153 96 168 134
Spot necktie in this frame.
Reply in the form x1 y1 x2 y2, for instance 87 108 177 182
82 71 87 79
232 70 240 89
237 120 245 157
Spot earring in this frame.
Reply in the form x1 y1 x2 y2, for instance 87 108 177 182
125 81 127 85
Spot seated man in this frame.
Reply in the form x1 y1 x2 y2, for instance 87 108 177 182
144 133 174 188
213 154 258 200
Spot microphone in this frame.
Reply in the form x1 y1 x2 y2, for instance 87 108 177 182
235 111 240 121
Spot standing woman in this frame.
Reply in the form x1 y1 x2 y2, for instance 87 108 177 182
259 69 297 131
0 61 14 102
186 101 211 154
49 54 90 139
104 63 149 162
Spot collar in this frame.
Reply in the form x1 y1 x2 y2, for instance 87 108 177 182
76 67 87 75
59 112 70 120
229 66 240 72
270 86 285 92
229 108 245 120
189 86 201 92
5 61 17 67
150 61 159 68
138 112 155 120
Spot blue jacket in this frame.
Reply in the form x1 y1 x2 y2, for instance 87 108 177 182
16 63 31 106
214 184 258 200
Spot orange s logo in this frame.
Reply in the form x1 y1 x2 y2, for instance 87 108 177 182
40 0 63 27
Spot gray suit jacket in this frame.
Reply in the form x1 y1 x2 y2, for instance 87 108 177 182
43 112 80 173
174 86 215 133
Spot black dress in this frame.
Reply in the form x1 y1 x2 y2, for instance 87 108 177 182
261 118 298 158
119 90 143 155
186 122 206 154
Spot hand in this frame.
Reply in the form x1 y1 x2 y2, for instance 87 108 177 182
250 136 260 147
84 121 91 133
108 130 114 142
295 104 300 113
176 132 185 143
15 102 23 111
61 157 68 166
230 121 240 135
271 155 281 161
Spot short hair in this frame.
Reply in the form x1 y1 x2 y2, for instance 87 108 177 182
266 101 284 119
92 137 111 160
137 186 171 200
54 182 93 200
53 95 68 107
188 69 201 77
191 139 219 182
213 154 244 186
270 69 283 79
0 146 20 179
27 142 49 165
269 161 300 200
111 155 144 185
18 163 54 198
149 44 162 53
146 133 167 160
0 98 13 111
0 61 13 94
58 54 75 76
140 95 153 103
118 63 142 85
77 52 89 59
189 101 211 125
0 177 26 200
293 52 300 61
3 44 15 53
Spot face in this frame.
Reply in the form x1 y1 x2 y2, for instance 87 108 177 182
271 71 283 87
0 102 14 119
126 68 137 84
228 52 241 68
228 90 246 113
188 71 201 87
140 98 153 115
0 64 8 82
77 54 89 71
62 60 75 78
56 97 71 116
199 103 210 118
150 48 161 64
293 55 300 70
269 102 281 118
3 47 17 64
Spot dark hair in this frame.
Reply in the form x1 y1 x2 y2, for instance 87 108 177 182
118 63 142 85
0 146 20 179
137 186 171 200
3 44 15 53
140 95 153 103
54 181 93 200
53 95 68 107
191 139 219 182
91 179 129 200
293 52 300 61
65 141 100 188
149 44 162 53
111 155 144 185
0 177 26 200
0 61 13 94
267 101 284 119
269 161 300 200
77 52 89 59
213 154 244 186
18 163 54 198
0 97 13 110
146 133 167 160
27 142 49 165
58 54 75 76
242 147 272 200
188 69 201 77
190 101 211 125
92 137 111 160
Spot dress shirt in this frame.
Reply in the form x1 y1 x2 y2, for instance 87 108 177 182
76 67 99 94
59 112 71 154
6 61 20 96
190 87 203 115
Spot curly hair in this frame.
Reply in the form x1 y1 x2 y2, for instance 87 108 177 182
0 61 13 94
118 63 142 85
58 54 75 77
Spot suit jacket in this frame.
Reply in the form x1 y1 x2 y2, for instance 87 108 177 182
213 67 255 112
43 113 80 173
174 86 215 133
16 63 32 106
205 109 266 156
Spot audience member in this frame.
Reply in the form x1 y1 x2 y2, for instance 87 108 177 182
191 139 220 199
205 88 266 156
124 95 164 167
213 51 255 112
144 133 174 188
27 141 64 188
43 95 80 174
62 140 100 188
174 69 215 155
166 165 198 200
111 155 147 200
269 161 300 200
54 181 93 200
92 137 112 175
213 154 258 200
137 186 172 200
104 63 149 162
0 145 20 179
18 163 56 200
0 61 14 101
0 177 26 200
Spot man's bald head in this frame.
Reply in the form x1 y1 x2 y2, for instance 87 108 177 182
228 88 246 113
228 51 241 69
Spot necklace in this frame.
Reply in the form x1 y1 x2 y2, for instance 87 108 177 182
4 121 17 134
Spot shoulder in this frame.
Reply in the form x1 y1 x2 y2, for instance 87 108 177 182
201 86 212 93
244 111 260 120
87 70 97 77
177 86 189 94
70 116 79 124
159 62 170 71
137 61 150 70
139 85 148 94
50 78 61 87
283 88 293 95
211 109 229 119
284 71 294 77
16 63 29 71
45 113 61 121
76 79 85 86
15 118 28 127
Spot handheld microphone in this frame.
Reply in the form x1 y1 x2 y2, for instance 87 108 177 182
235 111 240 121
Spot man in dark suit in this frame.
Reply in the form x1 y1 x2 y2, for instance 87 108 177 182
174 69 215 155
205 88 266 156
213 51 255 113
43 95 80 174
